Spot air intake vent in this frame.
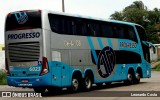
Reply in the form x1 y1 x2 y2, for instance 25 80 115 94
8 42 40 62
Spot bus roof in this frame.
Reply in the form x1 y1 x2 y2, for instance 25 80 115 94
7 9 142 27
47 10 139 27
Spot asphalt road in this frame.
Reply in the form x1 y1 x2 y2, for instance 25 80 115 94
0 71 160 100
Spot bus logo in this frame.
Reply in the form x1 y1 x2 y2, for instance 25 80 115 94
97 46 116 78
14 12 28 24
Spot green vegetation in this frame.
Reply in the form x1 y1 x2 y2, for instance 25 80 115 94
151 57 160 63
0 72 7 85
110 1 160 44
152 63 160 71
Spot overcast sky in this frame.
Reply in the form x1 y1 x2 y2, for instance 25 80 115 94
0 0 160 44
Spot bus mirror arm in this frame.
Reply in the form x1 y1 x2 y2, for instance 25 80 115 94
147 42 156 54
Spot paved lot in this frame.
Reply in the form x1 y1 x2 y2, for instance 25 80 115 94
0 71 160 100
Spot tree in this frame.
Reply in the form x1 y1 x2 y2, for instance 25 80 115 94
110 11 124 20
109 1 160 44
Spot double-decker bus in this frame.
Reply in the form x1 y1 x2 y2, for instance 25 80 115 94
5 10 151 93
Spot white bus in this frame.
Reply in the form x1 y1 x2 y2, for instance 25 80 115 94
5 10 151 93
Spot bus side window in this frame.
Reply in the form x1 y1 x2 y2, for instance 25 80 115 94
114 25 125 39
62 18 73 35
101 23 114 38
49 15 63 34
74 19 87 36
126 26 138 42
88 22 100 37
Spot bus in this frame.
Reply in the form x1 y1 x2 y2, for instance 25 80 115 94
5 10 151 93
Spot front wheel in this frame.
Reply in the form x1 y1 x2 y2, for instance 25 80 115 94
33 87 46 93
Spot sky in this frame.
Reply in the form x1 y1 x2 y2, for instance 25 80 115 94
0 0 160 44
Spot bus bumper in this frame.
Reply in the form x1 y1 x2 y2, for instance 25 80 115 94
6 73 51 88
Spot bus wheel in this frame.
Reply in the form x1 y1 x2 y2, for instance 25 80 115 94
96 83 103 87
69 76 80 92
134 72 140 84
33 87 46 93
83 75 92 91
124 73 134 85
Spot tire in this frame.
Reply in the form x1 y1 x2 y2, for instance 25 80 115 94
34 87 46 93
69 76 80 92
83 75 92 91
96 83 103 87
134 72 140 84
124 72 134 85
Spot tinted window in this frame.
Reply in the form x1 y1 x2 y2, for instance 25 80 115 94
88 22 100 37
113 25 125 38
6 11 41 31
49 15 63 33
73 19 87 35
126 26 138 42
101 23 114 38
48 13 137 41
136 26 147 41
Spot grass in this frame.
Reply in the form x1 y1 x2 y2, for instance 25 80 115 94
0 72 7 85
152 63 160 71
151 57 160 62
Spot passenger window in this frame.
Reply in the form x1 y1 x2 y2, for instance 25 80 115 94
114 25 125 39
127 26 137 42
101 24 114 38
62 18 73 35
88 22 100 37
48 14 64 34
73 19 87 36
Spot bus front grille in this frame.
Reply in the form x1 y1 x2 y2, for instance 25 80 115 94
8 42 40 62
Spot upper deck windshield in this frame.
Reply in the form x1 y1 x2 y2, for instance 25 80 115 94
5 10 41 31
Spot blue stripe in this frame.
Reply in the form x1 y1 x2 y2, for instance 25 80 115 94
87 37 98 65
107 38 113 48
97 37 104 49
14 13 19 21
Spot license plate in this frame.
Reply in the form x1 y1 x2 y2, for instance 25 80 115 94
21 80 28 83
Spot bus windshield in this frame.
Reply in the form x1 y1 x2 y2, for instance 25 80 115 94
5 10 41 31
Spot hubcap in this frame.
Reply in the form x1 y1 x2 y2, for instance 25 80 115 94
72 79 79 91
128 74 132 81
85 77 91 89
136 73 140 80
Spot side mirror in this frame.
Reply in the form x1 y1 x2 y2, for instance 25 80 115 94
147 42 156 54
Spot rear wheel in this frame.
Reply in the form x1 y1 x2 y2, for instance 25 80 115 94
83 75 92 91
124 72 134 85
134 72 141 84
34 87 46 93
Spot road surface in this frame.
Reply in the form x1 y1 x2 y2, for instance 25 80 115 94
0 71 160 100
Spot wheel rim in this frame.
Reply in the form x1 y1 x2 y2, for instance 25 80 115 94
85 77 91 89
136 73 140 80
72 78 79 91
128 73 133 82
